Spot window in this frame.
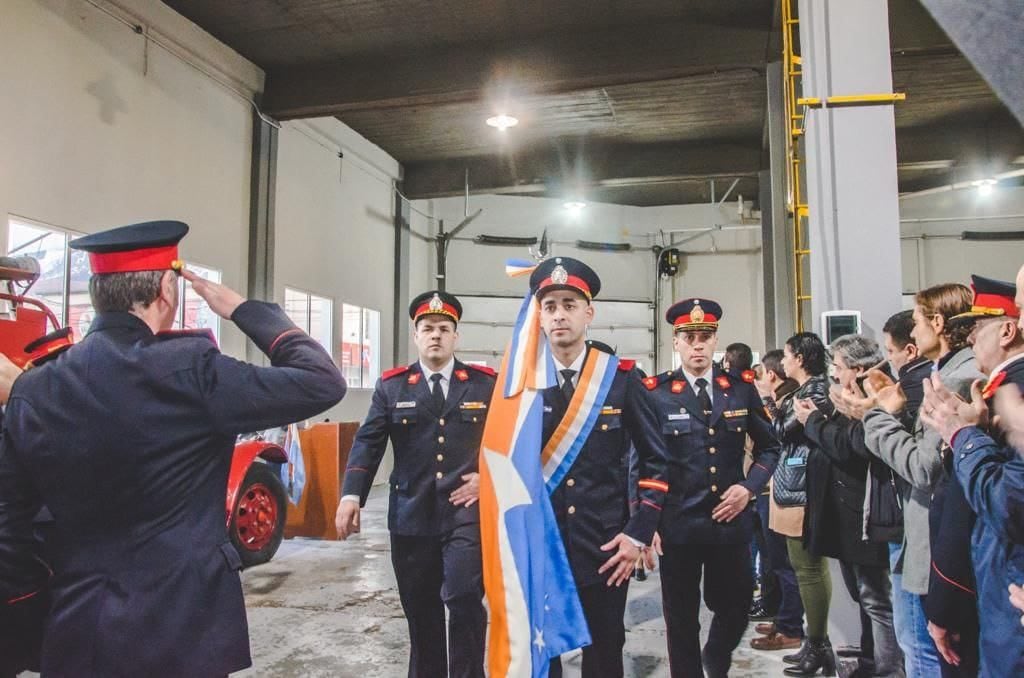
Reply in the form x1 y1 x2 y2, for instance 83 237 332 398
6 217 93 340
340 303 380 389
7 216 221 344
173 264 222 344
284 287 333 356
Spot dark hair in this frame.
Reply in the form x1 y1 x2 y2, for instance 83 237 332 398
882 310 915 349
724 342 754 373
761 349 785 380
88 271 166 314
915 282 974 350
785 331 828 377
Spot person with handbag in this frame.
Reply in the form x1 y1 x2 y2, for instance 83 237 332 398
769 332 836 676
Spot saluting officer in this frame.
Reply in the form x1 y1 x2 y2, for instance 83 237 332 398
0 221 347 677
335 291 495 678
530 257 670 678
646 298 780 678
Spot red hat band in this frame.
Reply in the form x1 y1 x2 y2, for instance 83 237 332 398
414 301 460 322
973 292 1019 319
673 312 719 329
538 274 592 299
89 244 179 274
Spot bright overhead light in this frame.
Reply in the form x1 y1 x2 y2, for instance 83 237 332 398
486 114 518 130
563 201 586 216
972 178 997 196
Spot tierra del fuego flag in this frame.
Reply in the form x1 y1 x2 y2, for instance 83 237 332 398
478 259 591 677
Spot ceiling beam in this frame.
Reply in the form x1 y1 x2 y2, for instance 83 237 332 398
401 139 762 200
262 22 769 119
896 114 1024 169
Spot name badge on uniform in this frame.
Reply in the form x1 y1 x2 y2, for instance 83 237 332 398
396 401 417 409
724 408 749 418
460 402 488 410
667 413 690 421
786 456 807 467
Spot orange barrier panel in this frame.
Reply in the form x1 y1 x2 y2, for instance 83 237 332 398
284 421 359 540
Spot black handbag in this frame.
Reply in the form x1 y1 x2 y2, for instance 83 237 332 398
772 444 809 507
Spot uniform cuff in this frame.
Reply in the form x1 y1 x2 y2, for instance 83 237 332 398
231 300 302 355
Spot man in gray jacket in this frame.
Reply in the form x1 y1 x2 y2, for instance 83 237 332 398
858 283 981 677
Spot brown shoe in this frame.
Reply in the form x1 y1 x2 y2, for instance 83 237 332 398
755 622 776 635
750 631 803 651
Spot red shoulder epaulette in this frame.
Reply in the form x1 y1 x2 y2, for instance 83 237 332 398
741 369 756 383
618 359 636 371
467 363 496 377
643 375 659 390
155 328 218 347
382 365 410 381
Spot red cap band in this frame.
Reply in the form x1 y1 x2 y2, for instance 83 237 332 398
88 244 179 274
973 292 1019 318
414 302 460 322
673 312 719 328
538 274 592 299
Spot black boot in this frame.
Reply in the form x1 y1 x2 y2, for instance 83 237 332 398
783 638 810 665
783 637 836 677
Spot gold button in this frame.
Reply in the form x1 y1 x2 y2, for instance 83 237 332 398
711 484 718 492
473 417 478 422
601 424 608 431
568 506 576 515
439 418 445 426
567 478 575 487
436 472 443 479
738 427 744 432
709 447 717 454
708 428 715 435
438 436 445 444
673 430 679 436
437 454 444 461
710 466 717 474
402 418 408 425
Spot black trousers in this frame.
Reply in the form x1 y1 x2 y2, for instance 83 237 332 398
0 588 48 678
391 524 486 678
660 542 753 678
549 581 631 678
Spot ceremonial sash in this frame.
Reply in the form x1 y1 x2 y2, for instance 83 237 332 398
541 349 619 492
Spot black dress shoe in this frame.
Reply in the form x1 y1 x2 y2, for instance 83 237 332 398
783 637 836 677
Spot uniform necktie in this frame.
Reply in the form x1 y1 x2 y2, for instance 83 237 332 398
695 377 712 415
560 369 577 402
430 373 445 411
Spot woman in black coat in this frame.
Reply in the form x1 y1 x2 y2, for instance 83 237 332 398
796 334 902 678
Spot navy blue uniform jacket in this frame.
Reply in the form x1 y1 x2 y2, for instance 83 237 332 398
0 301 346 677
541 347 670 588
342 359 497 536
646 366 779 545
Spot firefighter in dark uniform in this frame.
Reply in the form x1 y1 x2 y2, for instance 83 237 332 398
335 290 495 678
0 221 347 678
529 257 670 678
0 328 73 678
646 298 780 678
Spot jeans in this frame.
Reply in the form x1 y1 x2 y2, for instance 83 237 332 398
888 542 941 678
756 495 804 637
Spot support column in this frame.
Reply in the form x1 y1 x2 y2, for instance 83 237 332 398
762 60 797 348
799 0 903 338
393 189 411 366
246 110 278 363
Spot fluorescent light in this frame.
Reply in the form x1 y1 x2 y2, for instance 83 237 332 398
973 178 997 196
485 114 518 130
564 201 586 211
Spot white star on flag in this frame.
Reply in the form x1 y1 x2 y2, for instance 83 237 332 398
533 628 545 651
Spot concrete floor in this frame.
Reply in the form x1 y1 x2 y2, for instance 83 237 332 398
238 486 860 677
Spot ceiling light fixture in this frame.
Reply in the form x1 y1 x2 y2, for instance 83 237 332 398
564 201 586 212
486 114 518 131
972 178 998 197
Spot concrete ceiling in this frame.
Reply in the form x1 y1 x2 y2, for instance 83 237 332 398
163 0 1024 206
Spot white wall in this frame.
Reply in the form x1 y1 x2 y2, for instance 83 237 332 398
899 185 1024 292
414 194 765 372
0 0 259 358
273 118 402 423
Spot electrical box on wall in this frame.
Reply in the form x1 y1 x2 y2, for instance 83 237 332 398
820 310 862 345
658 248 680 277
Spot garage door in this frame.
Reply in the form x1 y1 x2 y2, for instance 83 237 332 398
453 294 656 376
